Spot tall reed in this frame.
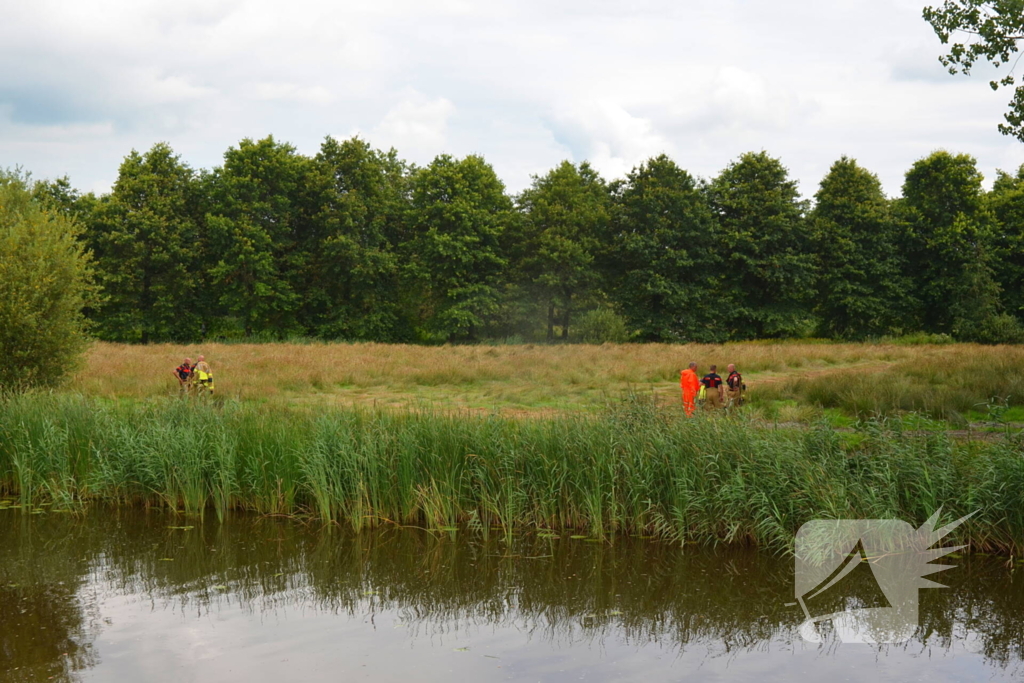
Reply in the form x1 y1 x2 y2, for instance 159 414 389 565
2 393 1022 553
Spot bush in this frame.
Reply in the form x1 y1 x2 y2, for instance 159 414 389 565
882 332 956 345
0 171 98 389
970 314 1024 344
572 307 632 343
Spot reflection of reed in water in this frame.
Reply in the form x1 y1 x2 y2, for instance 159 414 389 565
3 512 1024 679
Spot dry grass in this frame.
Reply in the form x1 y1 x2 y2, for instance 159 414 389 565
66 340 999 415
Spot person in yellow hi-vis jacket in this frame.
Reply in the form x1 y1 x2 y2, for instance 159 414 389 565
192 355 215 395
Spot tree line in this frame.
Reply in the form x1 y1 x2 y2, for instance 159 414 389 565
26 136 1024 344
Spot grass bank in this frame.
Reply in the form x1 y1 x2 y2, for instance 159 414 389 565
2 393 1023 553
70 341 1024 420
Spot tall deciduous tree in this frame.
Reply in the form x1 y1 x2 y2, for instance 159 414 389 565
988 164 1024 320
1 171 98 388
924 1 1024 140
408 155 512 341
811 157 912 339
206 136 314 337
708 152 815 338
307 136 411 341
607 155 723 342
516 161 609 340
901 150 1019 340
88 143 204 342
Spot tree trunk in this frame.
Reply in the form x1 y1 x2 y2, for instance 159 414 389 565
561 308 570 340
547 304 555 342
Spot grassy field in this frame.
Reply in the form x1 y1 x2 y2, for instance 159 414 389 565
2 393 1023 553
72 341 1024 422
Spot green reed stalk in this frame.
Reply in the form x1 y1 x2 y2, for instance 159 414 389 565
2 392 1024 553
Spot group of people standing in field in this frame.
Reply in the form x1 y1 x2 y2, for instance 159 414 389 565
173 356 215 396
679 363 745 417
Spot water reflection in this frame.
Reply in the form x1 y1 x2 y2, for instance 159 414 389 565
2 509 1023 681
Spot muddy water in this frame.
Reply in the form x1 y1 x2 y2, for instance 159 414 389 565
2 509 1023 682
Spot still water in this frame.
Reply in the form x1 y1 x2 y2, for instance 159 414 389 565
2 508 1023 682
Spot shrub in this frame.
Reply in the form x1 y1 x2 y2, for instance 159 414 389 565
0 171 99 389
573 307 632 343
882 332 956 345
972 314 1024 344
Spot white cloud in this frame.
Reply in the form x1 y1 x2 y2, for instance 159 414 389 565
0 0 1022 196
550 99 671 181
251 83 334 104
360 91 456 161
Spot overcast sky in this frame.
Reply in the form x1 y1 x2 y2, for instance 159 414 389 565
2 0 1023 198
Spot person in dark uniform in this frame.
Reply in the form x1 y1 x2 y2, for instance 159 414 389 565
726 363 745 408
701 365 725 410
173 358 193 395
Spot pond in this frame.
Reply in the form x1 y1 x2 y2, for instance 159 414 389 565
2 509 1023 681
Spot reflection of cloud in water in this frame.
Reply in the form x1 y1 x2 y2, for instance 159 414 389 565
1 512 1023 681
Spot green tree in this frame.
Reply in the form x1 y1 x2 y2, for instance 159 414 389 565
407 154 513 341
206 136 315 337
811 157 913 339
306 137 412 341
516 161 609 340
607 154 723 342
88 143 205 342
32 177 97 224
0 171 98 388
901 150 1019 339
708 152 815 338
924 1 1024 140
988 164 1024 319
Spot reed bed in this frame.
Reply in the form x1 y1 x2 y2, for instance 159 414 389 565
2 393 1022 553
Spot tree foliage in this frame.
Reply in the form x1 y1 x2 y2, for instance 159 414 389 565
516 161 609 340
0 171 98 388
607 155 722 342
811 157 912 339
408 155 513 341
924 0 1024 140
11 137 1024 346
307 137 411 341
88 143 204 342
708 152 815 338
901 150 1022 341
206 136 314 337
988 164 1024 318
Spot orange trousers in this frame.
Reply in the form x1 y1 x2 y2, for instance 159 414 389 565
682 389 696 417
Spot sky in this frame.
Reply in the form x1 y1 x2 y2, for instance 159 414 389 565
2 0 1023 198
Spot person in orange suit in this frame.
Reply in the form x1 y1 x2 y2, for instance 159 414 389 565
680 362 700 417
